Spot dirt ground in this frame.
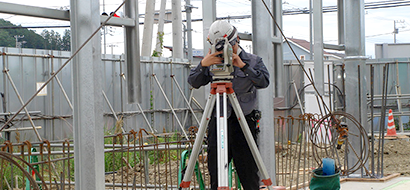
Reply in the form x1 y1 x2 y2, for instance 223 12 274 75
379 138 410 176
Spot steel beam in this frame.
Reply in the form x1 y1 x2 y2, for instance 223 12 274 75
0 2 135 27
70 0 105 189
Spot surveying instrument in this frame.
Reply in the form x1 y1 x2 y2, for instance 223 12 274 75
179 37 274 190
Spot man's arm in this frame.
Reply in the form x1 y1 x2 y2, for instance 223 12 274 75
188 50 223 88
187 63 212 89
241 57 270 89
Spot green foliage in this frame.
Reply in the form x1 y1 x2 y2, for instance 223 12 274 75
151 31 164 57
0 19 70 50
0 160 25 189
404 119 410 130
40 29 71 51
104 150 140 172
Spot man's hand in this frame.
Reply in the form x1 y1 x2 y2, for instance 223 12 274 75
201 49 223 67
232 53 246 68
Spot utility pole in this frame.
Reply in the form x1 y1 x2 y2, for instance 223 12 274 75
108 44 117 54
14 35 24 48
393 20 405 43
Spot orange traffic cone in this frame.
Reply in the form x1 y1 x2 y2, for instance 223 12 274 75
386 109 397 137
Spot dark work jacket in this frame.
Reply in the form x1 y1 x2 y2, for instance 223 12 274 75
188 47 270 117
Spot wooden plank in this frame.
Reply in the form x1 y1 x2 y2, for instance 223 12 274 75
340 173 401 182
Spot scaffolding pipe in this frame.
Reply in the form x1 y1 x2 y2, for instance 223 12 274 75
171 75 200 125
3 69 42 141
136 103 156 133
53 73 73 110
102 90 125 134
152 74 188 140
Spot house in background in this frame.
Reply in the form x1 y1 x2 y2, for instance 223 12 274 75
283 38 344 61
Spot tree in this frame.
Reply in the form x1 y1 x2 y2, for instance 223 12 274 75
0 18 71 51
0 19 47 49
61 29 71 51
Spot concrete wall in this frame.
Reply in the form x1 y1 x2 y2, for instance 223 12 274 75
375 43 410 59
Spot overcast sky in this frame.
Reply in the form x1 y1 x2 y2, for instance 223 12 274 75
1 0 409 58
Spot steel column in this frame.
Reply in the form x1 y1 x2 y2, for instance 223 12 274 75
202 0 216 53
313 0 324 95
172 0 183 58
141 0 156 56
252 0 279 183
338 0 345 45
185 0 194 62
155 0 167 55
344 0 368 175
124 0 141 104
70 0 105 189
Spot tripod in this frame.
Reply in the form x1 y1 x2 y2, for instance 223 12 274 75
180 81 273 190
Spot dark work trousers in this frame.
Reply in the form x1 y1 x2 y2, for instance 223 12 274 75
207 111 259 190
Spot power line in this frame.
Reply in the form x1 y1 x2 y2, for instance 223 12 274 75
284 0 410 15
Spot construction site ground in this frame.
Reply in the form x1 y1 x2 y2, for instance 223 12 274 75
101 136 410 190
341 176 410 190
340 137 410 190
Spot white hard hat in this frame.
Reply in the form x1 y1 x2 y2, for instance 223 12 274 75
207 20 238 45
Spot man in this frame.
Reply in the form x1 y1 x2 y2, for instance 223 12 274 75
188 20 270 190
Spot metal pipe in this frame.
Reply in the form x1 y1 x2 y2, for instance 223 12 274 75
136 103 155 133
171 75 200 125
2 126 42 132
102 90 125 134
182 89 195 130
367 94 410 98
367 112 410 117
381 64 389 177
327 65 332 112
292 81 304 115
3 69 42 141
358 64 364 177
53 73 73 110
394 61 404 133
0 111 41 116
370 65 375 177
